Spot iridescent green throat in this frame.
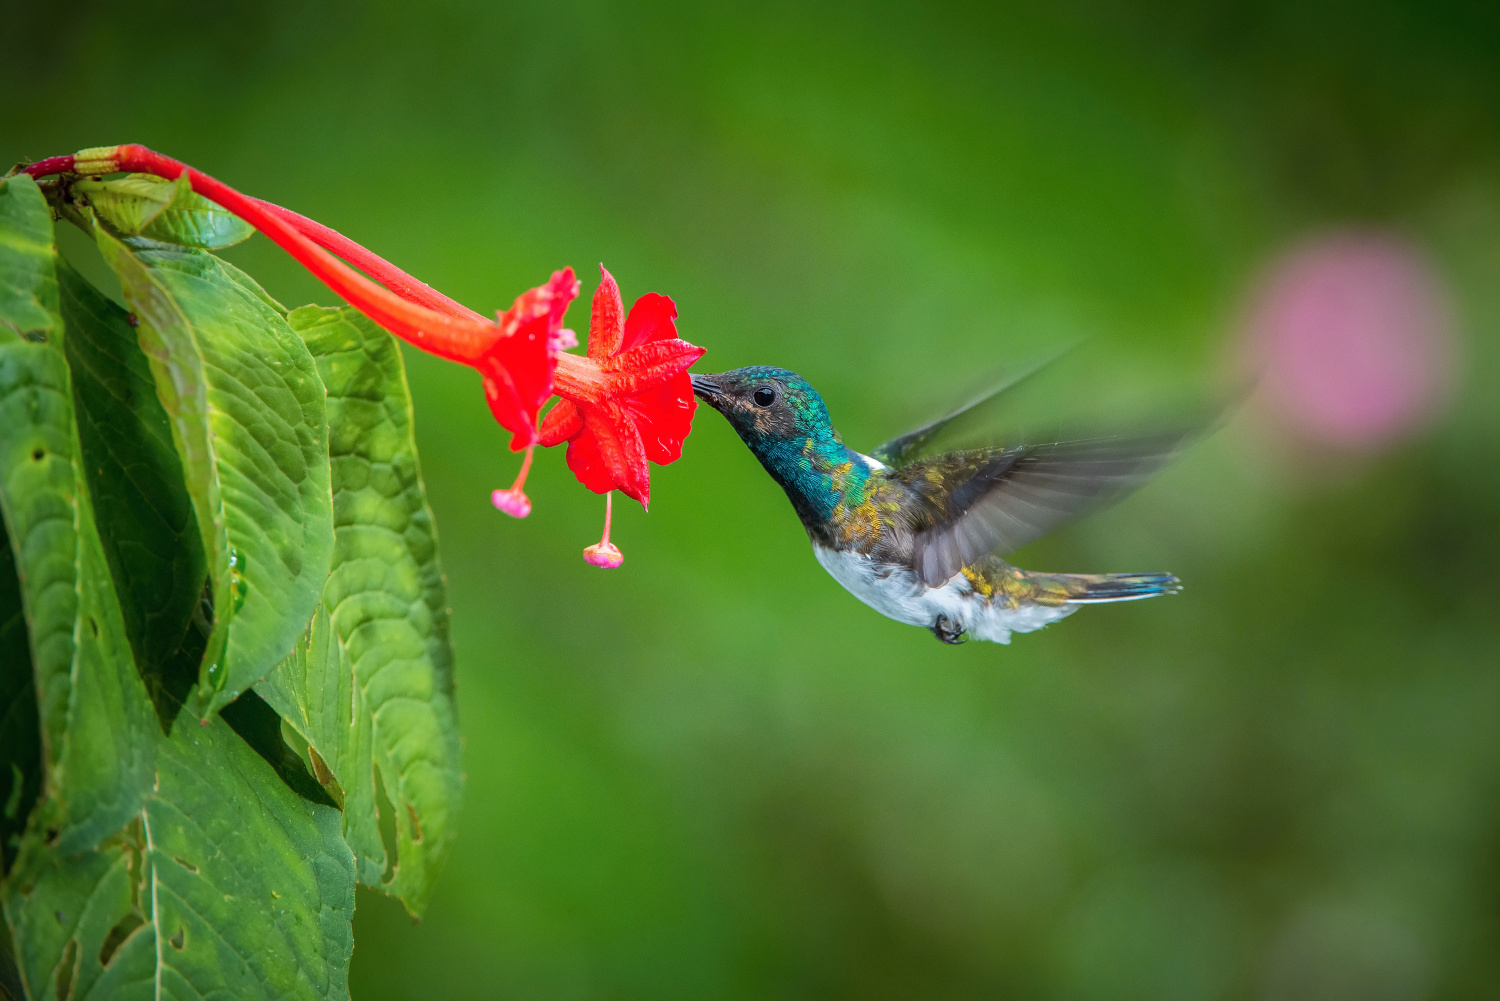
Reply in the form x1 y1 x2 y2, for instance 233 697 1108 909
745 421 876 527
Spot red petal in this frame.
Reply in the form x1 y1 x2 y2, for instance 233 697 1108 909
498 267 579 339
480 270 580 450
620 293 677 352
571 401 651 505
588 265 625 360
482 372 527 442
601 338 707 396
479 311 555 449
538 399 583 447
563 424 620 495
629 371 698 465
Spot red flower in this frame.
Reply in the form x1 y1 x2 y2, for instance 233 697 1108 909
540 266 705 507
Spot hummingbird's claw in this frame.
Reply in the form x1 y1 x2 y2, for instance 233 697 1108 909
931 615 967 645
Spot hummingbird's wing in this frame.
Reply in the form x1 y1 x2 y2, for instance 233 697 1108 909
869 349 1069 469
890 430 1190 588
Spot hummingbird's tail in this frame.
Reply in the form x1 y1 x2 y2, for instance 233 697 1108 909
1027 570 1182 604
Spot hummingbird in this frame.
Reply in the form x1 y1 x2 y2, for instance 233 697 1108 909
691 366 1190 645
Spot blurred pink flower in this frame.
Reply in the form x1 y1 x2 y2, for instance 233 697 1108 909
1241 232 1456 452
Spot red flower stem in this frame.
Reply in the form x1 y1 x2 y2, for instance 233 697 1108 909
600 491 614 546
509 444 535 493
245 196 490 324
24 146 498 364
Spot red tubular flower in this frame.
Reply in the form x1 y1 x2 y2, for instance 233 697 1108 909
23 145 568 447
540 266 705 508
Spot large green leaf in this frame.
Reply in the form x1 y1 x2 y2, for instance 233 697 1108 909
59 257 207 725
0 176 157 858
2 701 355 1001
259 306 460 916
96 229 334 718
73 174 253 251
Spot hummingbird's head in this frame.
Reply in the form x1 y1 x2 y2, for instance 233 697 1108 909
690 366 836 454
691 367 861 524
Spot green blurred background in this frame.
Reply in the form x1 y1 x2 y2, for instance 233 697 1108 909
5 1 1500 997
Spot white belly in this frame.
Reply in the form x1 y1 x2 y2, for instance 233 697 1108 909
812 545 1077 645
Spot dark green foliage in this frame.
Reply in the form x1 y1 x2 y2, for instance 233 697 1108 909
0 171 459 1001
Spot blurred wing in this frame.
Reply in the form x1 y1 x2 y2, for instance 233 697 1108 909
895 430 1190 587
870 347 1072 468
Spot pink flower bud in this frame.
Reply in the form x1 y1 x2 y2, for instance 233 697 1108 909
582 541 623 568
491 488 532 519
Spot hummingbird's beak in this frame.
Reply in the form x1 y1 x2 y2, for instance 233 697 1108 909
690 374 723 404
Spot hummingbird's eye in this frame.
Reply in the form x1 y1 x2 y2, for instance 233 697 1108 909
753 386 776 408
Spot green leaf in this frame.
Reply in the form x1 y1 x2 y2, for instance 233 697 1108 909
260 306 460 916
0 176 157 857
95 229 335 719
59 257 208 726
0 175 61 344
3 705 354 1001
74 174 254 250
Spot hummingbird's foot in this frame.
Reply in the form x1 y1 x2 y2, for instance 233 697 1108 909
931 615 967 645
